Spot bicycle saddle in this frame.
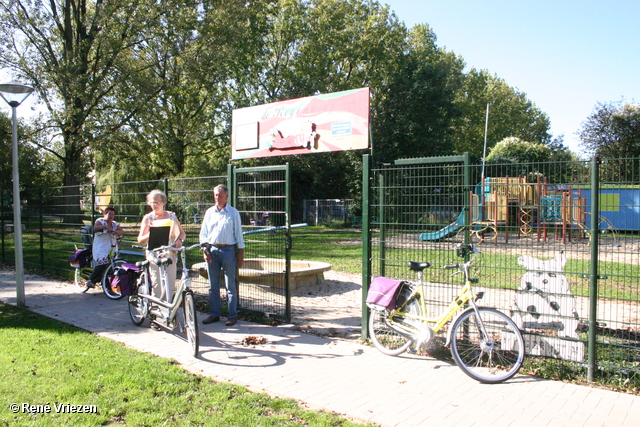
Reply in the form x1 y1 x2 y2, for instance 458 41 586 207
407 261 430 272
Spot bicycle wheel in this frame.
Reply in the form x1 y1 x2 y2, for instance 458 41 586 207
74 267 92 293
183 291 199 357
369 286 421 356
128 271 150 326
101 259 127 300
450 307 525 384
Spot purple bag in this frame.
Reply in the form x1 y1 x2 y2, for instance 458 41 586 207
366 277 405 309
69 249 90 268
110 263 139 296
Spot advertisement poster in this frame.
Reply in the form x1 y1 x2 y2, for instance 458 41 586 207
231 87 370 160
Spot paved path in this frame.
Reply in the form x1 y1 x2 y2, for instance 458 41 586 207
1 271 639 427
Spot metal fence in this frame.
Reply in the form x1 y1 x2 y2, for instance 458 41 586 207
302 199 356 226
0 166 294 321
362 154 640 383
3 154 640 381
233 165 291 320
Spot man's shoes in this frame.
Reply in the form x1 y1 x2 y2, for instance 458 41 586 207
202 316 220 325
225 317 237 327
86 280 94 288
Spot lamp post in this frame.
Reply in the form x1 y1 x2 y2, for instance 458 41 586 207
0 81 35 307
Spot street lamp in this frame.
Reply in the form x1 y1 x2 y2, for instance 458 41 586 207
0 81 35 307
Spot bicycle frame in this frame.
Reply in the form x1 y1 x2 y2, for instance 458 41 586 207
74 237 125 294
369 243 525 383
386 251 482 338
75 241 119 272
134 244 199 327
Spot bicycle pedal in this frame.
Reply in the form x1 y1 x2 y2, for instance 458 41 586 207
413 325 434 345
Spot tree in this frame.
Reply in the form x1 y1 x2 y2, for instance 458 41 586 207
484 136 584 184
486 136 552 163
96 1 257 181
372 24 465 163
230 0 409 205
578 101 640 158
0 0 171 218
451 70 552 157
0 113 57 198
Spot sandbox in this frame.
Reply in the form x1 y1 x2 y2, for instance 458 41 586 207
193 258 332 291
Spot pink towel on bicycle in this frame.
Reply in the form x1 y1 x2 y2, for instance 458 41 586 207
366 276 405 309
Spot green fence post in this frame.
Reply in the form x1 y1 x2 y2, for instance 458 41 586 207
285 162 292 323
39 187 44 269
587 156 600 382
91 184 96 226
463 153 471 244
227 164 235 202
163 178 169 210
361 154 372 339
378 171 386 277
1 192 4 261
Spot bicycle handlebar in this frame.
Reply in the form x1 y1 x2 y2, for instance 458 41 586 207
132 243 202 254
173 243 202 252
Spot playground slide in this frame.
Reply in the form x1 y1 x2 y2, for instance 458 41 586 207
418 210 466 242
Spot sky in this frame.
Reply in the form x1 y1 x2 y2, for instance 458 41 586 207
2 1 637 157
382 0 639 156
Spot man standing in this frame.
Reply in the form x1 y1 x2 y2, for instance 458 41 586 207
199 184 245 326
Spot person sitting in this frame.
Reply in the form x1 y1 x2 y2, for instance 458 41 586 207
86 206 124 288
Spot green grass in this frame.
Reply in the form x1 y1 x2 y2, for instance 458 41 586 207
291 226 363 274
12 223 639 301
0 303 374 427
290 227 640 299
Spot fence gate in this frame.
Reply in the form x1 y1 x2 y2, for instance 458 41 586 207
232 164 292 321
362 154 471 338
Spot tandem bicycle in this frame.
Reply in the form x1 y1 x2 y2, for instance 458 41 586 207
127 243 201 357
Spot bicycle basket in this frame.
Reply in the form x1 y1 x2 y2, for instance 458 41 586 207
69 249 90 268
366 277 405 310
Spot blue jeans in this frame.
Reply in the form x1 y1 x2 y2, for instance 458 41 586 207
206 245 238 318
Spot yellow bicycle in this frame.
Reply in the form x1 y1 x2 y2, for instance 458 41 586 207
368 243 525 383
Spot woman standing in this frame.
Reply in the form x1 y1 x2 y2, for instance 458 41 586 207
137 190 186 304
87 206 124 288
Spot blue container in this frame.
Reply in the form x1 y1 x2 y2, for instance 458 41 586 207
578 187 640 231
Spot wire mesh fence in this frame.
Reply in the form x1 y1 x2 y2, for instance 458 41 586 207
0 168 295 320
364 155 640 383
3 154 640 382
234 166 290 319
302 199 356 226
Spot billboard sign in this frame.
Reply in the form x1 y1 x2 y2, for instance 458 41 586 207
231 87 370 160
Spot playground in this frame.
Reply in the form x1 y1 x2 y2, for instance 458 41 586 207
418 175 626 246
